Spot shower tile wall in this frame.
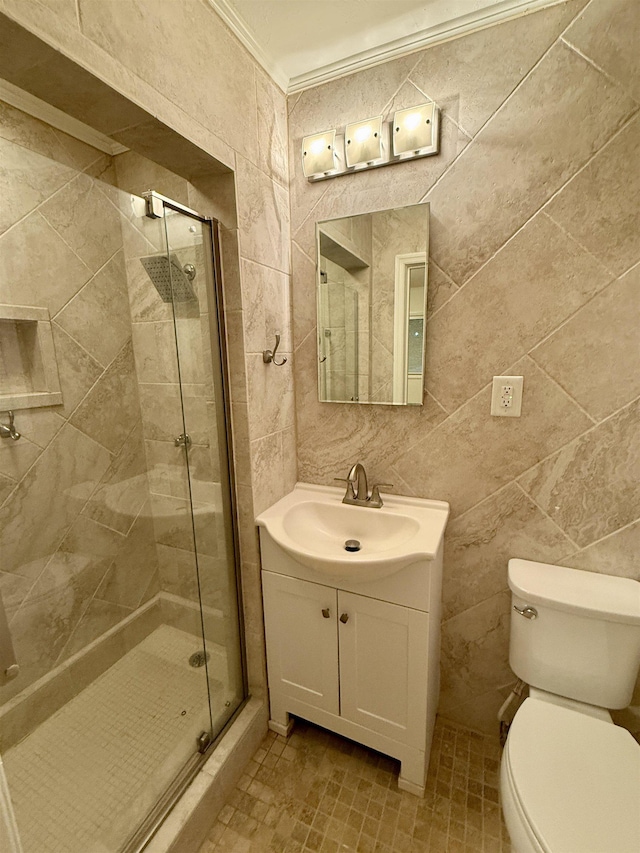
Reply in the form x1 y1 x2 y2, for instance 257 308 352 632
288 0 640 734
0 102 160 728
0 0 296 699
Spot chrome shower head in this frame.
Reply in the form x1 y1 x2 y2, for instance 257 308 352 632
140 253 197 302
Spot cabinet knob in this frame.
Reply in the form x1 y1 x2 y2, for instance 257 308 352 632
322 608 330 619
339 613 349 624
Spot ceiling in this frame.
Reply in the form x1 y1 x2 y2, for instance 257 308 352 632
208 0 566 92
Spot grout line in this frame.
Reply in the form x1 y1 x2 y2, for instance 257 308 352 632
560 36 640 107
239 254 291 278
513 480 581 553
528 356 598 425
540 209 619 279
565 514 640 558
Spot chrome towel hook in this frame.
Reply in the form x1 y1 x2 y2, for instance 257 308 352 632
263 333 287 366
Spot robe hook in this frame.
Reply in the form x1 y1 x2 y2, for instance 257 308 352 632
263 333 287 366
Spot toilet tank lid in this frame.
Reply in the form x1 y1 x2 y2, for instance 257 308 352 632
508 559 640 624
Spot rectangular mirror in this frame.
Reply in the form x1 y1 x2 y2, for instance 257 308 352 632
316 203 429 405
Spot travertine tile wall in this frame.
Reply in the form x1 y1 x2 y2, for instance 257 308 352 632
0 102 160 707
288 0 640 733
0 0 295 696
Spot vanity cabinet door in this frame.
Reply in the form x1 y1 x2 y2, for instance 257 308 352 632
338 591 429 746
262 572 339 715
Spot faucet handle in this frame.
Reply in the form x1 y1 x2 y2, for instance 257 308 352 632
334 477 355 498
370 483 393 505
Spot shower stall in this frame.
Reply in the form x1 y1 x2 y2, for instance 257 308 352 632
0 144 246 851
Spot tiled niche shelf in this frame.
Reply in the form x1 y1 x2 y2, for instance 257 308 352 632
0 304 62 409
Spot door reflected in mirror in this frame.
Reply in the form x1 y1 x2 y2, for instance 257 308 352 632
316 203 429 405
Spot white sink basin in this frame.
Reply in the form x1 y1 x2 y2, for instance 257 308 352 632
256 483 449 582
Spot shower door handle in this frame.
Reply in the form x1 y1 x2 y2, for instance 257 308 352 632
0 590 19 685
174 433 192 448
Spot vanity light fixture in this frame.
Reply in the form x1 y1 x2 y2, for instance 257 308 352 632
302 129 338 178
302 102 439 182
393 102 438 158
345 115 384 168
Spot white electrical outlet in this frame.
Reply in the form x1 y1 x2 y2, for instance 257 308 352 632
491 375 524 417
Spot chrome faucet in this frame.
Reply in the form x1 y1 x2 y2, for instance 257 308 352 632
335 462 393 508
0 411 20 441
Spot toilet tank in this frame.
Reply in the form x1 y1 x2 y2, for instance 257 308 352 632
508 559 640 709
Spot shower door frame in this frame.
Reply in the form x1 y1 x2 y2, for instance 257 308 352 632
123 191 249 853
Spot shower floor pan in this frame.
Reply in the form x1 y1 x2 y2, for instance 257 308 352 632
4 625 229 853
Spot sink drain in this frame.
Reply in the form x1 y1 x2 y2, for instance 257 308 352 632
189 650 210 668
344 539 361 552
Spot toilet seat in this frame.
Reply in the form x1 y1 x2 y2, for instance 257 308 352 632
504 698 640 853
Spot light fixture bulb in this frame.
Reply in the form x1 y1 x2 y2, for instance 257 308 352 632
345 115 383 168
393 103 437 158
302 129 337 177
403 112 421 131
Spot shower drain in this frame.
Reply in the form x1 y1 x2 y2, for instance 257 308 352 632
189 650 210 668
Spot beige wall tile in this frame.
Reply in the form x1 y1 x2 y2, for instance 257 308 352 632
55 250 132 368
40 173 122 273
71 340 141 454
544 115 640 277
440 591 513 716
240 259 292 354
0 423 111 581
519 397 640 547
409 0 587 134
246 353 295 441
256 70 288 188
426 260 458 320
291 243 317 350
394 357 593 517
0 434 41 483
427 42 636 284
562 519 640 582
531 264 640 421
96 508 159 609
131 321 180 384
78 0 260 163
0 134 76 234
236 156 291 275
426 212 613 411
250 431 284 516
83 421 149 534
0 212 90 315
443 483 575 620
564 0 640 101
114 149 190 205
51 322 103 416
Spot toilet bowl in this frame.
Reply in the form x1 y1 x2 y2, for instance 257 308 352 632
501 697 640 853
500 559 640 853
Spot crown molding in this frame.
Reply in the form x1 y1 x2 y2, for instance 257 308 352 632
208 0 566 95
0 78 128 156
207 0 289 92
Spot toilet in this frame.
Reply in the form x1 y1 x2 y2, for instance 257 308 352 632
500 559 640 853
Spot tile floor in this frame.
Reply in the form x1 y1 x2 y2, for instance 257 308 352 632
198 717 511 853
4 625 227 853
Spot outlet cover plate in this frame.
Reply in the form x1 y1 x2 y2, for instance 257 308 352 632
491 375 523 417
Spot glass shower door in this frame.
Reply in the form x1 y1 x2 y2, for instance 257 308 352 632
160 199 245 742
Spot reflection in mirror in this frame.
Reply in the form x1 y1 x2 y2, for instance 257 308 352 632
316 203 428 405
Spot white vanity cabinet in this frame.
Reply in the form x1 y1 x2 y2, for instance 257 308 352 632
259 522 445 796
